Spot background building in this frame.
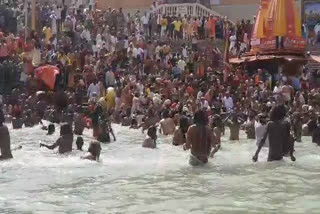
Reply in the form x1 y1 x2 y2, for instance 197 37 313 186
96 0 302 22
210 0 302 22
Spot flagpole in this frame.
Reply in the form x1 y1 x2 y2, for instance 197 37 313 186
24 0 28 42
31 0 36 31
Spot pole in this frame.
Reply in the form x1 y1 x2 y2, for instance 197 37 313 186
31 0 36 31
24 0 28 42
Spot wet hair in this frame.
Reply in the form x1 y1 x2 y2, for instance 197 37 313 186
180 116 190 134
48 124 55 135
147 126 157 140
60 123 73 136
131 118 138 126
193 110 208 126
270 105 286 122
0 108 4 125
162 109 170 119
88 141 101 161
76 137 84 151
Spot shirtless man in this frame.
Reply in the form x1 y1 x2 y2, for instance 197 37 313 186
253 105 296 162
74 106 86 135
0 109 13 160
225 114 243 141
160 110 176 135
40 123 74 154
184 110 213 166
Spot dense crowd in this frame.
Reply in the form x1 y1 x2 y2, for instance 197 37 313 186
0 1 320 165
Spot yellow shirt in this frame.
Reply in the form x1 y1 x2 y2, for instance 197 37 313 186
43 27 52 44
161 18 168 26
174 21 182 32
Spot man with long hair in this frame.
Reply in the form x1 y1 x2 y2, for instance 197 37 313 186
184 110 214 166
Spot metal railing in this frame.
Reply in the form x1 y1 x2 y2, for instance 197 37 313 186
153 2 222 18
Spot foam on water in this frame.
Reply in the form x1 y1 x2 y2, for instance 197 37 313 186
1 123 320 213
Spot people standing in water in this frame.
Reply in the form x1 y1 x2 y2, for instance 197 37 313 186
253 105 296 162
0 109 13 160
40 123 74 154
184 110 214 166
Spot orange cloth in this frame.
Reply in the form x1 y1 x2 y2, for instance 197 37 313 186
34 65 60 90
208 17 216 39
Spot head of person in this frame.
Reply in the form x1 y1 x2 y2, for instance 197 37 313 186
270 105 286 122
147 126 157 140
180 116 189 134
88 141 101 161
76 137 84 151
212 115 221 127
258 114 267 125
48 124 55 135
60 123 72 136
193 110 208 126
162 109 170 119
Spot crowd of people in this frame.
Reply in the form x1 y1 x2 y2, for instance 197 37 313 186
0 1 320 165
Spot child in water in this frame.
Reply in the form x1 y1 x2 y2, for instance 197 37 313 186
40 123 74 154
81 141 101 161
142 126 157 149
41 123 55 135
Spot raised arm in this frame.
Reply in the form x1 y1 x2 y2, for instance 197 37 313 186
40 138 60 150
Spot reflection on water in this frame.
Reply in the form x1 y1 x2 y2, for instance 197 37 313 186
1 124 320 214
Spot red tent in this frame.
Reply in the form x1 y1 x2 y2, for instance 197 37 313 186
34 65 60 90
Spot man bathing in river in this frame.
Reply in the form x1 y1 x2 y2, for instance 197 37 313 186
183 110 214 166
253 105 296 162
40 123 74 154
0 109 13 160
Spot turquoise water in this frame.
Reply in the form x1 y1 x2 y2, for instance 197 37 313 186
1 124 320 214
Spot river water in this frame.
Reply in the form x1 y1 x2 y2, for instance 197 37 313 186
1 123 320 214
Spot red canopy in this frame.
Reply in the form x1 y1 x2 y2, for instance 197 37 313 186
34 65 60 90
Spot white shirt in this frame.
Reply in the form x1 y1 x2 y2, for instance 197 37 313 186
81 29 91 41
32 48 41 67
87 83 100 98
141 15 149 25
105 71 115 86
177 59 186 71
223 96 234 111
182 48 188 58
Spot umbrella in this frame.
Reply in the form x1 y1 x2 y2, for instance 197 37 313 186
34 65 60 90
266 0 302 37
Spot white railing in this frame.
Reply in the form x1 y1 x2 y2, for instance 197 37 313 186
153 3 223 18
